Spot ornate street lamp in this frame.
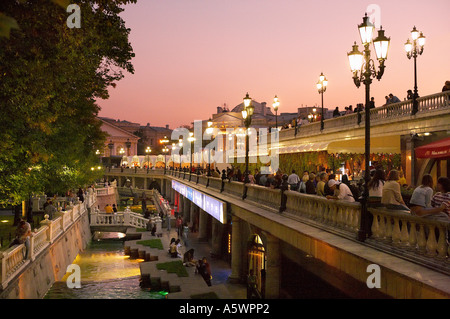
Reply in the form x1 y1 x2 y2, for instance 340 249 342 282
242 92 254 199
206 119 214 176
145 146 151 173
162 146 169 174
316 73 328 130
159 135 169 174
348 13 390 242
405 26 426 116
272 95 279 132
188 132 195 181
172 143 176 171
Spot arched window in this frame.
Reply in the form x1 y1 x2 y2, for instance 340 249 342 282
247 234 266 298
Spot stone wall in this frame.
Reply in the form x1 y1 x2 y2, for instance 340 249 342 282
0 211 91 299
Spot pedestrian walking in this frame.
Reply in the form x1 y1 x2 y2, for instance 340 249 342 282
182 222 189 247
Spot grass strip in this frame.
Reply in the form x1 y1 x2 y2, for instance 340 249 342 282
136 239 164 250
156 260 189 277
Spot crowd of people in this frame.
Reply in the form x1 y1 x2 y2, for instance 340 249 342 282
221 166 449 220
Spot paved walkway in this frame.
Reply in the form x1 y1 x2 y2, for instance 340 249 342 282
124 224 247 299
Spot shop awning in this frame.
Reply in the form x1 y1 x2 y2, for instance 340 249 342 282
270 135 401 155
327 135 400 154
415 137 450 159
276 142 330 154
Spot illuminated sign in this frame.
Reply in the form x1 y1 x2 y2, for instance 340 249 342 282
172 180 225 224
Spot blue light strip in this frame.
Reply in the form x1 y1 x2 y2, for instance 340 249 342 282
172 180 225 224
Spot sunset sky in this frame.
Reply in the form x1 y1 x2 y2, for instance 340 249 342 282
97 0 450 129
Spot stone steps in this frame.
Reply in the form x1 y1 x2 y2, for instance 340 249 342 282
123 229 239 299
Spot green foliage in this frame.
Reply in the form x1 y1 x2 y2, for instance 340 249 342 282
136 239 164 250
156 260 189 277
0 0 135 205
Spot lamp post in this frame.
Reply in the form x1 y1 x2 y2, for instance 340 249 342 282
405 26 426 116
206 119 213 177
188 132 195 181
316 73 328 130
145 146 151 173
241 92 254 199
273 95 279 132
172 143 176 171
347 13 390 242
160 136 169 174
162 146 169 174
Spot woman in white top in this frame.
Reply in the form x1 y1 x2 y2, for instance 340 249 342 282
368 169 385 203
409 174 446 217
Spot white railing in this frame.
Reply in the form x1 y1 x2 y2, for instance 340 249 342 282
369 208 450 265
278 90 450 139
29 226 50 261
285 191 361 233
0 192 94 289
89 209 149 229
0 245 29 289
164 174 450 272
95 186 116 196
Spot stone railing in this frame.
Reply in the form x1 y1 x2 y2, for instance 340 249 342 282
277 90 450 139
152 190 172 216
368 207 449 273
0 193 95 289
95 186 116 196
284 191 361 234
163 171 450 273
89 209 149 230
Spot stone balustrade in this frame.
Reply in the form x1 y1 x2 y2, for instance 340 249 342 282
90 209 149 229
162 170 449 273
275 90 450 139
368 207 450 272
0 193 96 289
284 191 361 234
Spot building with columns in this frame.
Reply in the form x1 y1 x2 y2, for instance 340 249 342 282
99 118 139 158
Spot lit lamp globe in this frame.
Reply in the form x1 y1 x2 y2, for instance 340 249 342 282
418 32 426 47
373 27 390 61
273 95 279 112
404 39 413 54
347 42 364 73
358 13 375 45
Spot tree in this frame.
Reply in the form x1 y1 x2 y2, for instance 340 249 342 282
0 0 136 206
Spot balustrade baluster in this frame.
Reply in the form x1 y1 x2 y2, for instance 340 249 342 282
371 212 380 238
378 214 385 240
416 223 427 254
400 219 410 248
425 225 438 257
436 226 447 260
408 222 417 251
392 218 401 246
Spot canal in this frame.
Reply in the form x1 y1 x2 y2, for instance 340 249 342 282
44 232 165 299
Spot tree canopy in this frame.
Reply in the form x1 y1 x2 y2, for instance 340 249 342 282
0 0 136 205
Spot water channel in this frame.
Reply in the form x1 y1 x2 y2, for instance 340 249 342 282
44 232 165 299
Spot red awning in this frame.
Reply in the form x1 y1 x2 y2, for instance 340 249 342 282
415 137 450 159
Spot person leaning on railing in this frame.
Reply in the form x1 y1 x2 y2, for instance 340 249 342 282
368 169 385 206
431 177 450 218
409 174 449 221
381 170 410 211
